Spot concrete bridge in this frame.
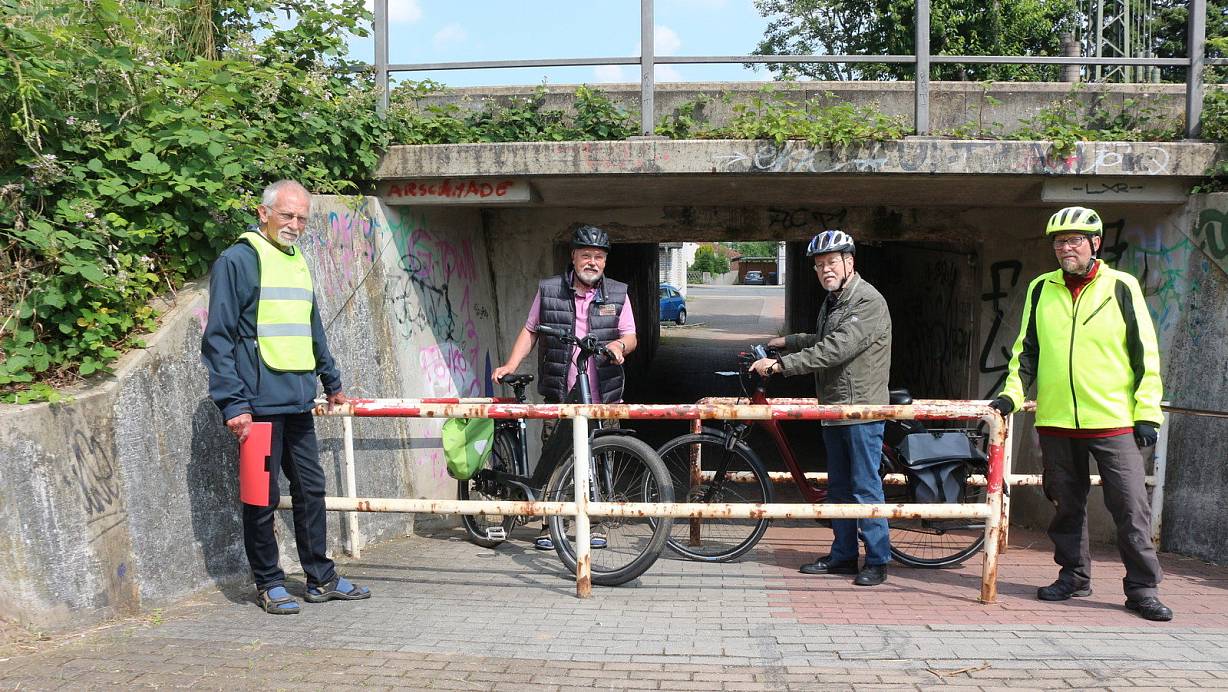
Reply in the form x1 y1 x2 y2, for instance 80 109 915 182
1 89 1226 632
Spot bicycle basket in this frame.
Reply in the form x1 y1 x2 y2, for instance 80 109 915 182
441 417 496 481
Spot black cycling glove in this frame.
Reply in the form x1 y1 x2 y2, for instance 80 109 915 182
988 396 1014 416
1133 422 1158 448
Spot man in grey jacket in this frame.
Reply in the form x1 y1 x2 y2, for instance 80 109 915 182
751 230 893 586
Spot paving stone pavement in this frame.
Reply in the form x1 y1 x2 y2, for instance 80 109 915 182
2 523 1226 691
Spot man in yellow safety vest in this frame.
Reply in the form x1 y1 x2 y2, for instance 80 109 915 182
202 180 370 615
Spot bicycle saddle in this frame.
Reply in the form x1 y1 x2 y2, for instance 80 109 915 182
500 374 534 386
889 388 912 405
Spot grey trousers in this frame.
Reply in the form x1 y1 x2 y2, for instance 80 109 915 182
1039 433 1162 599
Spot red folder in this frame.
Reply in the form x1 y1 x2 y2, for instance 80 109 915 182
239 422 273 506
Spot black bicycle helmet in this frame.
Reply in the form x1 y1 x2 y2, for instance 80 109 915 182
806 230 855 256
571 224 611 251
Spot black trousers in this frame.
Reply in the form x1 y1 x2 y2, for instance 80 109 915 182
243 412 336 591
1039 433 1162 599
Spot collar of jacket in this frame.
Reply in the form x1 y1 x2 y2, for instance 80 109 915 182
564 270 608 303
827 272 861 306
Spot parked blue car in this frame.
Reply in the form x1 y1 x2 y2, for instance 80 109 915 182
659 284 687 325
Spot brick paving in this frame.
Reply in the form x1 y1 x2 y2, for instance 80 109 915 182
2 522 1226 690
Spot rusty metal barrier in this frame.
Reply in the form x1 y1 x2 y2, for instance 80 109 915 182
293 398 1011 602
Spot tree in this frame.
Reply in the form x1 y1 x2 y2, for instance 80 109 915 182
689 246 731 275
1149 0 1228 84
731 241 778 258
751 0 1077 81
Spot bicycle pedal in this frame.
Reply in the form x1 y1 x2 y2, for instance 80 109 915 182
484 527 507 541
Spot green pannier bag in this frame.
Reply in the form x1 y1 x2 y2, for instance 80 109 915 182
441 417 496 481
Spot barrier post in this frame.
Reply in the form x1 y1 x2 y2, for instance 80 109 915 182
687 418 703 546
573 415 592 598
343 416 361 557
979 410 1008 603
1151 406 1171 544
1000 412 1015 552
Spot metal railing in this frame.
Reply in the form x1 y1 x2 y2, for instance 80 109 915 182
369 0 1223 138
303 399 1012 602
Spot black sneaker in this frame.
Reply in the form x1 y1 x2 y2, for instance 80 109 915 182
1036 579 1092 601
1125 597 1173 622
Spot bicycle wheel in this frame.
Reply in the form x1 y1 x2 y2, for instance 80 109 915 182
458 427 518 548
882 454 986 568
656 431 772 562
545 435 674 586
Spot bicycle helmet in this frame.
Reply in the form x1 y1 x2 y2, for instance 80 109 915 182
571 224 611 251
806 230 856 256
1045 206 1103 237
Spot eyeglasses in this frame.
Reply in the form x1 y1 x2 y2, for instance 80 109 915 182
1052 235 1090 249
268 207 309 225
814 256 848 270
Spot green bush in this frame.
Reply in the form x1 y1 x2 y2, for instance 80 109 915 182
0 0 392 402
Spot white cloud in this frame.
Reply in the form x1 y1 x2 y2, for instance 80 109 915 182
656 65 684 82
654 25 682 55
593 65 630 83
364 0 423 23
433 23 467 48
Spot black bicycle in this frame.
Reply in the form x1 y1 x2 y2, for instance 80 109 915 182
457 325 675 586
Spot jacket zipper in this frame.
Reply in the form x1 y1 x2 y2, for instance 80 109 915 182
1082 296 1112 325
1066 282 1083 428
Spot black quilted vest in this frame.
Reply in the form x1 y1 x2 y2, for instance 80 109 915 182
536 273 628 403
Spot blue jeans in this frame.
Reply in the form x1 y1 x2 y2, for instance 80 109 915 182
822 421 891 566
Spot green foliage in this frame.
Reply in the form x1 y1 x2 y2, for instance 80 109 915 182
1195 88 1228 192
1007 90 1179 156
1148 1 1228 84
689 246 731 275
751 0 1076 81
0 0 393 402
386 83 636 144
730 241 778 258
721 89 907 146
655 96 715 139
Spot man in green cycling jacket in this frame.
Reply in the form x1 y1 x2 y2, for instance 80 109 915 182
990 206 1171 622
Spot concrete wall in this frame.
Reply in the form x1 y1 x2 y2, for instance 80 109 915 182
416 81 1188 137
0 196 504 631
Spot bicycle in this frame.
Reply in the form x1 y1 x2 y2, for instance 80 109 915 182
456 325 675 586
655 344 988 567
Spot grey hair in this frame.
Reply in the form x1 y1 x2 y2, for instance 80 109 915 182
261 180 310 208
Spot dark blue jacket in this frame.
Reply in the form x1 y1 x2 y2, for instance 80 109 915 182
201 240 342 421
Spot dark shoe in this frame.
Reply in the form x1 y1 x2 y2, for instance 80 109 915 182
257 585 300 615
534 535 554 550
304 576 371 603
1125 597 1173 622
799 556 858 575
853 564 887 587
1036 580 1092 601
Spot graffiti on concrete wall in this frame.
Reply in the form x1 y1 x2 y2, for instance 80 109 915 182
386 211 492 397
1101 218 1198 344
63 431 125 536
302 202 381 302
767 207 847 231
978 260 1024 398
714 141 1176 176
1192 206 1228 276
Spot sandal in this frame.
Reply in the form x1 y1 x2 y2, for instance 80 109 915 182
258 585 301 615
304 576 371 603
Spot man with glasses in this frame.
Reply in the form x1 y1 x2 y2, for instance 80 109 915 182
750 229 893 586
202 180 370 614
990 206 1170 621
491 224 636 550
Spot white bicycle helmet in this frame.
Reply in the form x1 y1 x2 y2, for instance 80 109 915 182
806 230 855 256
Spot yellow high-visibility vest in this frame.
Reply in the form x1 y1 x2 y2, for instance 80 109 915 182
239 231 316 372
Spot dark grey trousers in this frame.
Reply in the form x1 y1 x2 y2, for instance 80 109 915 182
1039 433 1162 599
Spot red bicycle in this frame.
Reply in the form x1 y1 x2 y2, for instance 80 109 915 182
656 344 988 566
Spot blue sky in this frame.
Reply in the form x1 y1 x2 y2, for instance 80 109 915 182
347 0 773 88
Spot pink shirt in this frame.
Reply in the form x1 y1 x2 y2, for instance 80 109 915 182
525 280 636 401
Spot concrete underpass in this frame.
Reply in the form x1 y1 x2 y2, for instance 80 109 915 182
3 137 1227 633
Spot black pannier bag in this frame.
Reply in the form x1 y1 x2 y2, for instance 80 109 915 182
897 431 985 504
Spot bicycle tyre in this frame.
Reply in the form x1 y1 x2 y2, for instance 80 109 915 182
882 453 986 568
458 427 519 548
656 431 773 562
545 435 674 586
